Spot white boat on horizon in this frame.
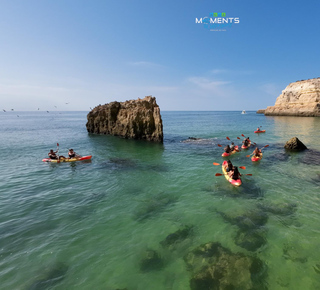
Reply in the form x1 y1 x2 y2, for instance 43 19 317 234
241 110 246 114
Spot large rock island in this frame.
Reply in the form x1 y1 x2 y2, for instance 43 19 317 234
264 78 320 116
86 96 163 142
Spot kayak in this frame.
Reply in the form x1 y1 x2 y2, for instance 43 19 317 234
222 146 239 157
222 161 242 187
254 130 266 133
42 155 92 163
251 153 263 162
241 142 251 149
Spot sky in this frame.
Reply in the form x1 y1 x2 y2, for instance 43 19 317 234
0 0 319 111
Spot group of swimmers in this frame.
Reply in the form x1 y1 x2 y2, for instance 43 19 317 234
48 148 80 160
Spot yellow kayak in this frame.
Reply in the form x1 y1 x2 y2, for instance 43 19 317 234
222 161 242 187
42 155 92 163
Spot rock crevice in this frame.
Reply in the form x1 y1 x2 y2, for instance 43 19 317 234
86 96 163 142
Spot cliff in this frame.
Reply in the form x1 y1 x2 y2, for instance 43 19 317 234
86 96 163 142
264 78 320 116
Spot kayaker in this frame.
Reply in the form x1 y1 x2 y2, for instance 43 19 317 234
230 142 235 151
243 138 249 147
256 127 261 132
224 160 234 173
48 149 65 160
230 166 241 180
224 145 231 153
253 147 261 157
68 149 81 159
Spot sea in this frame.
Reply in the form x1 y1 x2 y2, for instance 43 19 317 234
0 111 320 290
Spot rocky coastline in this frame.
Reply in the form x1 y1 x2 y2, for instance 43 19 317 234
262 78 320 117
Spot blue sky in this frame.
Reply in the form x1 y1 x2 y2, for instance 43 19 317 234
0 0 319 111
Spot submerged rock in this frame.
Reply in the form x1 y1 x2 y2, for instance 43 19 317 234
313 264 320 275
184 242 267 290
133 192 177 221
28 262 68 290
86 96 163 142
283 242 308 263
300 149 320 165
235 228 267 252
216 208 268 230
139 249 163 272
160 225 193 248
258 201 297 216
284 137 307 151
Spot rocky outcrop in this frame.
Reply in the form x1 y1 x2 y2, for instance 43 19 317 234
264 78 320 116
284 137 307 151
86 96 163 142
256 109 265 114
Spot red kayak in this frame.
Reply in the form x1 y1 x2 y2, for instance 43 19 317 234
241 142 251 149
222 146 239 157
42 155 92 163
251 153 263 162
254 130 266 133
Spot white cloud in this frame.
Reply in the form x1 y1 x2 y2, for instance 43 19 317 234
187 77 230 90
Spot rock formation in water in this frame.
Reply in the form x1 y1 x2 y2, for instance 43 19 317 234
86 96 163 142
264 78 320 116
256 109 265 114
284 137 307 151
184 242 267 290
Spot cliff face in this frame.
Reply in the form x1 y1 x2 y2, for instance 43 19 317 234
264 78 320 116
86 96 163 142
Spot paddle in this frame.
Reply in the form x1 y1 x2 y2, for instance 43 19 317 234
215 173 252 176
213 162 246 170
56 143 60 163
246 145 269 157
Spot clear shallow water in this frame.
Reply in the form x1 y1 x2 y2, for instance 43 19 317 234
0 111 320 289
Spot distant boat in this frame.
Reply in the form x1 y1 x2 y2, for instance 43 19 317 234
241 110 246 114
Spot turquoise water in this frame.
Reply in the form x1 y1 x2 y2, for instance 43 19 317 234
0 111 320 289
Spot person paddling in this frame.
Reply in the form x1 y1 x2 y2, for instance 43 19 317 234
230 142 235 152
48 149 65 160
224 145 231 154
253 147 261 157
229 166 242 180
243 138 249 147
223 160 234 173
68 149 81 159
